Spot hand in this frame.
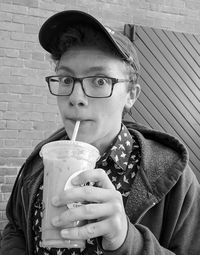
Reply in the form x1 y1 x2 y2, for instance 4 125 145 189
51 169 128 250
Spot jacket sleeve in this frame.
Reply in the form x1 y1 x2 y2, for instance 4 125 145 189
1 165 27 255
101 167 200 255
99 219 174 255
1 223 26 255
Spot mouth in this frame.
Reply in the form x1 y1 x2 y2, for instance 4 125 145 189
68 118 92 125
65 118 95 140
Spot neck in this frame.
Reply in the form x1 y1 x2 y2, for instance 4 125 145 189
92 124 122 156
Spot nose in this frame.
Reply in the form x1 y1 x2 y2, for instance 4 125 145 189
68 81 88 107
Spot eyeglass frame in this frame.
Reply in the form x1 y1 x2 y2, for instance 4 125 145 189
45 75 135 98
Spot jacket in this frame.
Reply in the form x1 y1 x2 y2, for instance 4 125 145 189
1 121 200 255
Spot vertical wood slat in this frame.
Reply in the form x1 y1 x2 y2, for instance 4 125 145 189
125 25 200 181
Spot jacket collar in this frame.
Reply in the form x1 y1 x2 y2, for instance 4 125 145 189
124 121 189 221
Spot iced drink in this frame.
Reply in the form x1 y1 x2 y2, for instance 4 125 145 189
40 140 100 249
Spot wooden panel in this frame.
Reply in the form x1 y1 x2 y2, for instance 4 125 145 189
125 25 200 181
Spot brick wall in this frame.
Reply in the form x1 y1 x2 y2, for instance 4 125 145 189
0 0 200 233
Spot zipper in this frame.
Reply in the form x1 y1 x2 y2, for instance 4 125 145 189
136 202 156 224
21 184 29 254
21 186 27 220
21 169 43 255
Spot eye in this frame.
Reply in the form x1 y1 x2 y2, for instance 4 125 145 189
93 77 109 87
60 76 73 85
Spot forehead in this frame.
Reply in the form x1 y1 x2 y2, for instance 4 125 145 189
57 47 127 76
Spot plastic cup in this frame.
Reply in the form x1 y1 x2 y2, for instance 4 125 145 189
39 140 100 249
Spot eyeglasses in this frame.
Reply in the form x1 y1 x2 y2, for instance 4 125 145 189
45 75 133 98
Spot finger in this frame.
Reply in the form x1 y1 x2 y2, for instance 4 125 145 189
52 202 118 227
51 217 79 229
60 218 115 240
52 185 121 206
71 168 115 189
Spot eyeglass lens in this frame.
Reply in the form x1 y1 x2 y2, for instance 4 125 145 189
49 76 113 97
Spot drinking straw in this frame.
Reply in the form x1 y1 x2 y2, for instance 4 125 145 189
71 120 80 141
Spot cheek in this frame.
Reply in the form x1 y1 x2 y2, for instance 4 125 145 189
57 97 65 115
98 100 125 120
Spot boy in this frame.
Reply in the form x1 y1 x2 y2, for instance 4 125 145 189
1 10 200 255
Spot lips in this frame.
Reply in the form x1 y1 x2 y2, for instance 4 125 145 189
68 118 80 124
68 118 91 125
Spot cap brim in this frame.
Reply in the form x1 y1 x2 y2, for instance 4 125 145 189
39 10 126 59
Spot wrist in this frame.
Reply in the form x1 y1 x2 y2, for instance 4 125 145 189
102 237 125 251
102 217 128 251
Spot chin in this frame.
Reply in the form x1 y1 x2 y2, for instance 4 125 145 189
65 127 92 143
63 119 99 145
75 134 93 144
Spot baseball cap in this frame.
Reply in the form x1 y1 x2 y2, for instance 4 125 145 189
39 10 140 73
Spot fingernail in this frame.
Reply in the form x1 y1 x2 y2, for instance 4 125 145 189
51 216 60 226
61 229 69 238
71 176 79 185
52 196 59 206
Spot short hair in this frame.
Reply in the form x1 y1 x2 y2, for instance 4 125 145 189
50 24 138 84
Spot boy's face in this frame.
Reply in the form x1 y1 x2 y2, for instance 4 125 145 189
56 47 137 153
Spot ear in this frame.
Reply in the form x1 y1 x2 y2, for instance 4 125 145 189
125 84 141 109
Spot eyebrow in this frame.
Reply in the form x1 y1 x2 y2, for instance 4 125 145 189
57 66 74 74
86 66 110 74
57 65 111 76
